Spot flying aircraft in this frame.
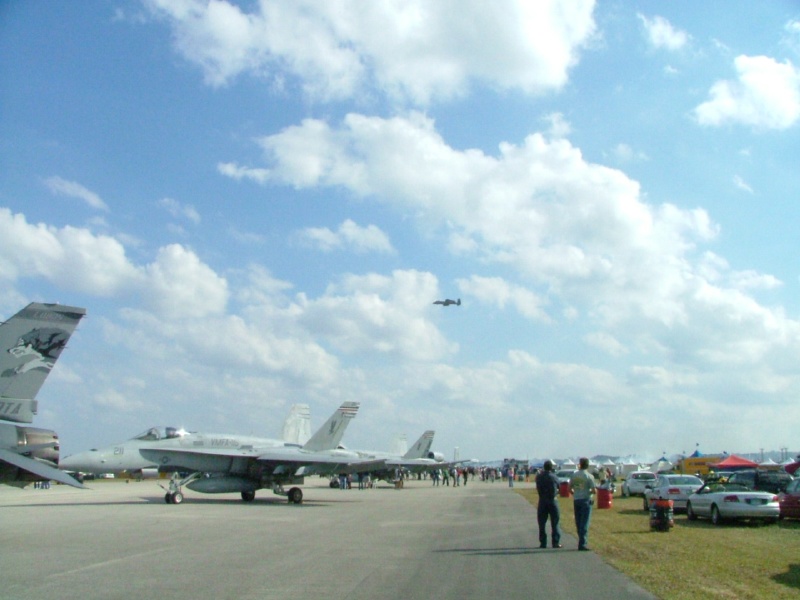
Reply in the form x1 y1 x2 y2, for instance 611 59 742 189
0 302 87 489
433 298 461 306
61 402 381 504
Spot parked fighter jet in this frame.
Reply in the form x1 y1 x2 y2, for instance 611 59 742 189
433 298 461 306
337 430 465 483
61 402 381 504
61 403 314 477
0 302 86 489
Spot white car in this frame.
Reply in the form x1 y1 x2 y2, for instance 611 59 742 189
686 482 780 525
642 474 704 512
621 471 657 497
555 469 576 485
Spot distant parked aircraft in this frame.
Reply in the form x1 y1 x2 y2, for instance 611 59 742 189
433 298 461 306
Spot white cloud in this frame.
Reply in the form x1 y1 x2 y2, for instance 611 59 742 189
298 219 394 254
246 112 719 329
694 55 800 129
44 176 109 211
584 331 627 357
158 197 201 224
638 14 689 51
145 0 597 104
733 175 753 194
0 208 227 318
457 275 549 322
297 269 455 361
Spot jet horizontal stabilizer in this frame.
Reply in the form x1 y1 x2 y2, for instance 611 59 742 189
0 447 86 489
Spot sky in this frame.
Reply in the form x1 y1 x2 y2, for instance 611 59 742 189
2 1 799 463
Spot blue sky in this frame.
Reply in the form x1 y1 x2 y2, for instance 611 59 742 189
2 1 799 462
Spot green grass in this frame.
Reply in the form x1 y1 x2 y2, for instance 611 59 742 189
517 489 800 600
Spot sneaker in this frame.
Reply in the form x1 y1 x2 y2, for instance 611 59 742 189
553 544 563 548
578 546 590 551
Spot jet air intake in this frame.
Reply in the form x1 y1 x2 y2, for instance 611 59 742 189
427 451 445 462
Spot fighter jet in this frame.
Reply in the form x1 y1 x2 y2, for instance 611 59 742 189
433 298 461 306
61 402 382 504
61 403 313 479
335 430 467 484
0 302 87 489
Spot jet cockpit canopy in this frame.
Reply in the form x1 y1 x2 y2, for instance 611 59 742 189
131 426 189 441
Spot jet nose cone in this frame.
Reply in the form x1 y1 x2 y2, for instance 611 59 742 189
59 452 90 471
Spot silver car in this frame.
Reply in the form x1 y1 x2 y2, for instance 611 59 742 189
642 474 704 512
621 471 657 497
686 482 780 525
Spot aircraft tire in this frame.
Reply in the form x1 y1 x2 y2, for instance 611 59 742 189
165 493 173 504
288 487 303 504
241 491 256 502
172 492 184 504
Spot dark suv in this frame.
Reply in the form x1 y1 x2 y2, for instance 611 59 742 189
727 469 794 494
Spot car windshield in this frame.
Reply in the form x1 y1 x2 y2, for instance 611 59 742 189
665 476 702 485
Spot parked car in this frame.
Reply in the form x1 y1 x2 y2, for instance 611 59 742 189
621 471 657 497
779 477 800 520
686 482 780 525
642 474 704 512
726 469 794 494
555 469 576 485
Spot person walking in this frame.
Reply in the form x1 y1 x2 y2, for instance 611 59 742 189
535 460 562 548
569 457 597 551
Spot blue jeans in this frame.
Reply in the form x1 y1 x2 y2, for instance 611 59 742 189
573 498 593 548
537 500 561 547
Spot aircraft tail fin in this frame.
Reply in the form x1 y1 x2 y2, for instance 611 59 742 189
0 303 86 423
282 403 311 446
403 430 435 459
389 433 408 456
302 401 359 452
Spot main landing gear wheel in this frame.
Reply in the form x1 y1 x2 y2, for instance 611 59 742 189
241 490 256 502
288 487 303 504
164 492 183 504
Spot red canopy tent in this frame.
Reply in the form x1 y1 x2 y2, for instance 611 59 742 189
711 454 759 471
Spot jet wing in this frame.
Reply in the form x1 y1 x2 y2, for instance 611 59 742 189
140 446 386 477
0 448 86 489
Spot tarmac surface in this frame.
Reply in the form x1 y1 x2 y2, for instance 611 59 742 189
0 478 656 600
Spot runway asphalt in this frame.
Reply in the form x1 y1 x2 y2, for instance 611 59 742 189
0 478 656 600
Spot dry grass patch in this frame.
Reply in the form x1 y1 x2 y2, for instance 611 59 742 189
517 489 800 600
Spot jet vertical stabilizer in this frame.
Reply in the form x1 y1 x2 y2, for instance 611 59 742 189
0 302 86 424
390 433 408 457
282 403 311 446
403 430 435 460
302 402 359 452
0 302 86 489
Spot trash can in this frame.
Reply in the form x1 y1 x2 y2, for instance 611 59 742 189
559 482 570 498
597 487 612 509
649 498 674 531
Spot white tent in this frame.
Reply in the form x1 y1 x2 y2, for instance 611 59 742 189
651 458 673 473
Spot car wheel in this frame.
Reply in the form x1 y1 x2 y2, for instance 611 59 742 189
686 502 697 521
711 504 722 526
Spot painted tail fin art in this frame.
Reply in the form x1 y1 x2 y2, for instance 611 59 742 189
302 401 359 452
0 303 86 424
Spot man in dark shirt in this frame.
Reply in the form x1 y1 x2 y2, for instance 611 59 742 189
535 460 562 549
